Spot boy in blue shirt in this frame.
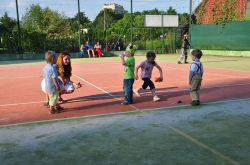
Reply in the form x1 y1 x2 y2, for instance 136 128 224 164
189 49 204 106
43 51 62 114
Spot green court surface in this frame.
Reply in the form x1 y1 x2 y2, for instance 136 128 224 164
1 99 250 165
1 54 250 71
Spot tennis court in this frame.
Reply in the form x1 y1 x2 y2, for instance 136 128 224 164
0 55 250 164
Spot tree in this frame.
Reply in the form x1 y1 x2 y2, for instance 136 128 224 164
179 13 189 26
166 7 177 15
91 9 124 43
70 12 91 31
22 4 71 35
21 4 81 52
0 12 17 31
0 12 18 53
22 4 43 32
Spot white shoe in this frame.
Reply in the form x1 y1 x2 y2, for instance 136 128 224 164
133 88 141 96
153 95 160 102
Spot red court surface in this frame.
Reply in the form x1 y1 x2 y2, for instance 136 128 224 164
1 61 250 126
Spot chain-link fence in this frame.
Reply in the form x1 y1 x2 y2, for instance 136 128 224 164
0 0 201 56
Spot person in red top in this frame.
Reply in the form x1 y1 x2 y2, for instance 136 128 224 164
94 41 104 58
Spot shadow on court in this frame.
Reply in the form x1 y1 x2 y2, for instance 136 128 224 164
64 87 178 102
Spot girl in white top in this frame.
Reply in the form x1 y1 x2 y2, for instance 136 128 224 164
134 51 163 102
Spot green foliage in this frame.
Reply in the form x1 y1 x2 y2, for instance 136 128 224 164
196 0 240 24
0 4 188 54
0 12 17 31
69 12 91 41
196 0 206 24
91 9 124 43
215 0 237 24
20 4 82 53
244 1 250 21
22 30 46 52
166 7 177 15
22 4 71 35
0 13 18 53
179 13 189 26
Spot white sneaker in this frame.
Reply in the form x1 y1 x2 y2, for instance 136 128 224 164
133 88 141 96
153 95 160 102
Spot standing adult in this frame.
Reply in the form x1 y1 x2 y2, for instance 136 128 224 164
178 32 190 64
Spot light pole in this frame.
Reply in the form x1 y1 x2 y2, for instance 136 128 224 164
189 0 192 45
15 0 22 54
104 9 108 52
77 0 81 51
130 0 133 45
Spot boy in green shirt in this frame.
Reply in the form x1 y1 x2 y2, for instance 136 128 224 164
120 44 136 105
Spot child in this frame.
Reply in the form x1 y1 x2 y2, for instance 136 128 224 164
120 44 136 105
80 44 85 57
178 32 190 64
43 51 62 114
134 51 163 102
189 49 203 106
41 63 59 107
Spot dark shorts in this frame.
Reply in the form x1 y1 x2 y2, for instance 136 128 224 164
142 78 155 90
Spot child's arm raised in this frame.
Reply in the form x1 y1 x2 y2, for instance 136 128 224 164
120 52 126 65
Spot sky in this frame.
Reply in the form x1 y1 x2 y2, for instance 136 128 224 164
0 0 202 21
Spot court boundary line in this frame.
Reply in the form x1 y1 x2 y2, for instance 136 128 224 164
0 101 45 107
0 75 41 80
159 60 250 73
0 95 122 107
73 74 139 110
165 65 249 78
156 82 250 94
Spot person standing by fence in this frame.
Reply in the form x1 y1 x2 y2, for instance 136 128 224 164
178 32 190 64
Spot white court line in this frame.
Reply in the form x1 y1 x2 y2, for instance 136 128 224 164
73 74 116 97
156 82 250 94
0 75 41 80
0 95 121 107
0 101 44 107
164 66 248 78
73 74 139 110
1 82 250 107
158 76 250 86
